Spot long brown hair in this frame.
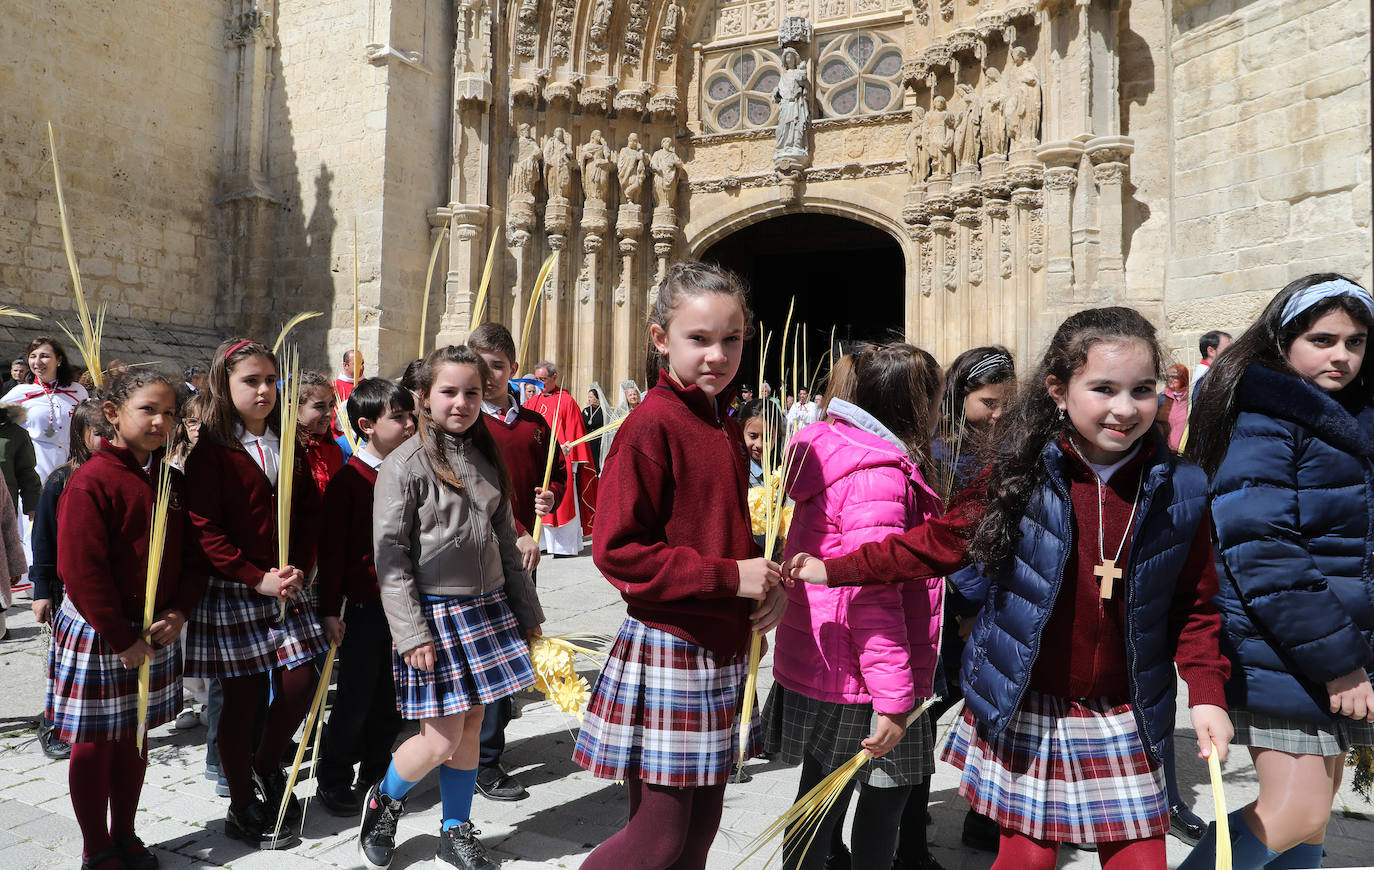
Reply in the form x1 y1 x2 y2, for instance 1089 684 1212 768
416 345 511 497
199 338 281 449
828 343 944 469
25 336 77 387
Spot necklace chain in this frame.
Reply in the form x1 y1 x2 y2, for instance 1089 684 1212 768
1067 434 1145 568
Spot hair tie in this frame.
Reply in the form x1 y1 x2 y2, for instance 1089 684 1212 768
224 340 256 359
967 352 1013 380
1280 279 1374 326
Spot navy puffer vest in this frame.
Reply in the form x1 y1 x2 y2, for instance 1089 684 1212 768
1211 364 1374 724
957 433 1210 763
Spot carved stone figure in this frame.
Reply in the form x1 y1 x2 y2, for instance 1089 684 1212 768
591 0 613 41
579 130 614 203
953 83 981 169
543 127 575 200
511 123 543 203
1006 47 1042 152
649 138 684 211
661 0 682 42
773 47 810 168
518 0 539 26
617 133 647 205
905 107 927 185
923 96 955 177
980 66 1008 159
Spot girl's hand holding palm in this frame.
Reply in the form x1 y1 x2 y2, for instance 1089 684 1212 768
749 583 787 634
148 609 185 646
1190 703 1233 763
783 552 827 586
117 638 155 670
862 711 907 758
736 557 781 600
1327 668 1374 721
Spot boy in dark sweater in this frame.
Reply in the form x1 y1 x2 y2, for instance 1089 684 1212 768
314 378 416 815
468 322 564 801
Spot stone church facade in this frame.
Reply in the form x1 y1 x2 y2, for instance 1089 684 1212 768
2 0 1370 388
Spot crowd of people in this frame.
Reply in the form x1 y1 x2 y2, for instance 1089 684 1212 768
3 263 1372 870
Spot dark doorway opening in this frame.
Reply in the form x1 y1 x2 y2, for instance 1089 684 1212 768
701 212 905 395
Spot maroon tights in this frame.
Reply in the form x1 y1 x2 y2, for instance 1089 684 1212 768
217 665 318 809
993 829 1166 869
580 778 728 870
69 739 147 858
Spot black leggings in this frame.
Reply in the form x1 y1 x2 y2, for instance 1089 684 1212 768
783 753 913 870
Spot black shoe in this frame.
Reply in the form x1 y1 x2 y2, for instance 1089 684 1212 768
475 766 528 801
824 842 850 870
253 766 302 825
115 835 159 870
435 821 499 870
1170 801 1207 846
37 720 71 760
358 784 405 870
80 847 127 870
961 808 1000 853
224 800 300 850
280 739 299 767
728 763 753 784
316 783 365 816
894 851 949 870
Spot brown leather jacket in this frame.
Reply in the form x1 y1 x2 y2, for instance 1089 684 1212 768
373 431 543 654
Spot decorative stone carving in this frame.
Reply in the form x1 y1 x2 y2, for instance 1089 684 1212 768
543 128 575 201
774 47 811 171
614 85 651 115
1006 47 1042 152
649 138 684 212
510 77 540 106
916 226 934 296
912 0 930 26
551 0 577 60
649 91 681 121
514 0 539 56
511 123 543 205
623 0 650 67
544 79 578 105
656 1 683 61
579 130 614 205
953 83 981 169
980 67 1008 159
923 96 955 177
969 225 984 285
1029 205 1045 271
940 0 955 20
590 0 614 43
778 16 814 49
617 133 648 205
942 229 958 291
579 83 615 114
905 107 928 185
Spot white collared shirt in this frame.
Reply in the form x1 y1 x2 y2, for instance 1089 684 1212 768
482 399 521 425
355 447 384 470
237 425 281 480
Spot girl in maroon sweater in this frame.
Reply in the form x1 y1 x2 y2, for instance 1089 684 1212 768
182 338 325 849
49 372 201 870
575 262 786 870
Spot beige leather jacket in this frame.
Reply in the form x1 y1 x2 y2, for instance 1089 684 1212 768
374 432 544 654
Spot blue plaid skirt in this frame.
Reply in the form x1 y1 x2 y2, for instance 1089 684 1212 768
185 576 329 678
940 691 1168 843
47 598 181 743
573 617 762 787
392 590 535 720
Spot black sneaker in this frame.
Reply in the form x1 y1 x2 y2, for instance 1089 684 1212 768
253 766 302 825
475 766 528 801
316 783 364 816
37 720 72 760
960 808 1000 853
358 784 405 870
435 821 499 870
79 847 126 870
115 835 159 870
223 799 300 850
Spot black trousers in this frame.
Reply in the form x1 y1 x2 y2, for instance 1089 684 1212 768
317 602 402 791
478 569 533 770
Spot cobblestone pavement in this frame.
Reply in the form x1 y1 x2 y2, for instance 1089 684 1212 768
3 553 1374 869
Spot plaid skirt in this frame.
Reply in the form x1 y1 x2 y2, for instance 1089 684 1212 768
184 576 329 679
762 683 933 788
392 590 535 720
573 617 762 787
1232 708 1374 756
940 692 1168 843
46 598 181 743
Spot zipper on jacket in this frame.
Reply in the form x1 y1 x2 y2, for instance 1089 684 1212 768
453 439 487 589
1123 466 1164 762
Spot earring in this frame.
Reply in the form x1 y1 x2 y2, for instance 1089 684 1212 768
1057 408 1066 422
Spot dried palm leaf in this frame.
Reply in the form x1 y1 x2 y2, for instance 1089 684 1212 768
516 253 559 370
272 312 323 355
135 459 173 752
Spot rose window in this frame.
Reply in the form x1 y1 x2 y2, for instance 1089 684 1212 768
701 48 785 133
816 31 903 118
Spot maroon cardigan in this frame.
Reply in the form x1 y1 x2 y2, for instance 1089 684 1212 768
317 454 378 615
592 372 759 659
57 442 206 652
484 405 567 536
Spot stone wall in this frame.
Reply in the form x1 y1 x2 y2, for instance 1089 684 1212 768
1162 0 1372 365
0 0 224 354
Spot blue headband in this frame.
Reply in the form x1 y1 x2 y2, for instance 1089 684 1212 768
1280 279 1374 326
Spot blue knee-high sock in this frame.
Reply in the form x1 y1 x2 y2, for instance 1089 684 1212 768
1265 842 1324 869
380 761 420 801
438 765 478 831
1180 810 1281 870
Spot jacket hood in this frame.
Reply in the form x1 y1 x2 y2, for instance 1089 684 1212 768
786 399 921 503
0 403 26 426
1237 363 1374 458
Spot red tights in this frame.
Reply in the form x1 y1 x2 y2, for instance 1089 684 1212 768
993 829 1166 870
580 778 728 870
217 665 318 809
69 739 147 858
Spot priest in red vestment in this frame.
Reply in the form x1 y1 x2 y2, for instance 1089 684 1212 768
330 349 364 438
526 360 597 555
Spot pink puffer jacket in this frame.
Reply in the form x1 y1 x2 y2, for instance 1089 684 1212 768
772 400 944 714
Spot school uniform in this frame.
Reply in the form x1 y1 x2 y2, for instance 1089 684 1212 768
183 430 327 679
316 451 401 795
47 443 204 743
576 372 762 788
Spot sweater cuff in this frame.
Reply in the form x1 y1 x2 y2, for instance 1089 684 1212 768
1184 671 1228 711
825 554 865 587
98 620 141 657
700 558 740 598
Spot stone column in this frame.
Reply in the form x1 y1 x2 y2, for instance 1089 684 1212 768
1037 141 1083 302
543 196 573 369
432 204 486 349
1008 162 1044 362
613 204 645 387
1086 136 1133 299
651 207 677 297
574 202 610 398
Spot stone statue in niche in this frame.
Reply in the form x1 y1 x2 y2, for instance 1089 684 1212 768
649 138 684 212
953 83 981 169
579 130 614 203
518 0 540 26
511 123 543 204
1006 47 1042 152
590 0 613 42
543 128 575 200
617 133 647 205
923 95 955 177
980 66 1008 159
773 47 811 170
905 106 928 185
660 0 682 42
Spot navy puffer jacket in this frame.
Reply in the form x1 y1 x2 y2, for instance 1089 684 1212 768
956 432 1210 763
1211 364 1374 725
